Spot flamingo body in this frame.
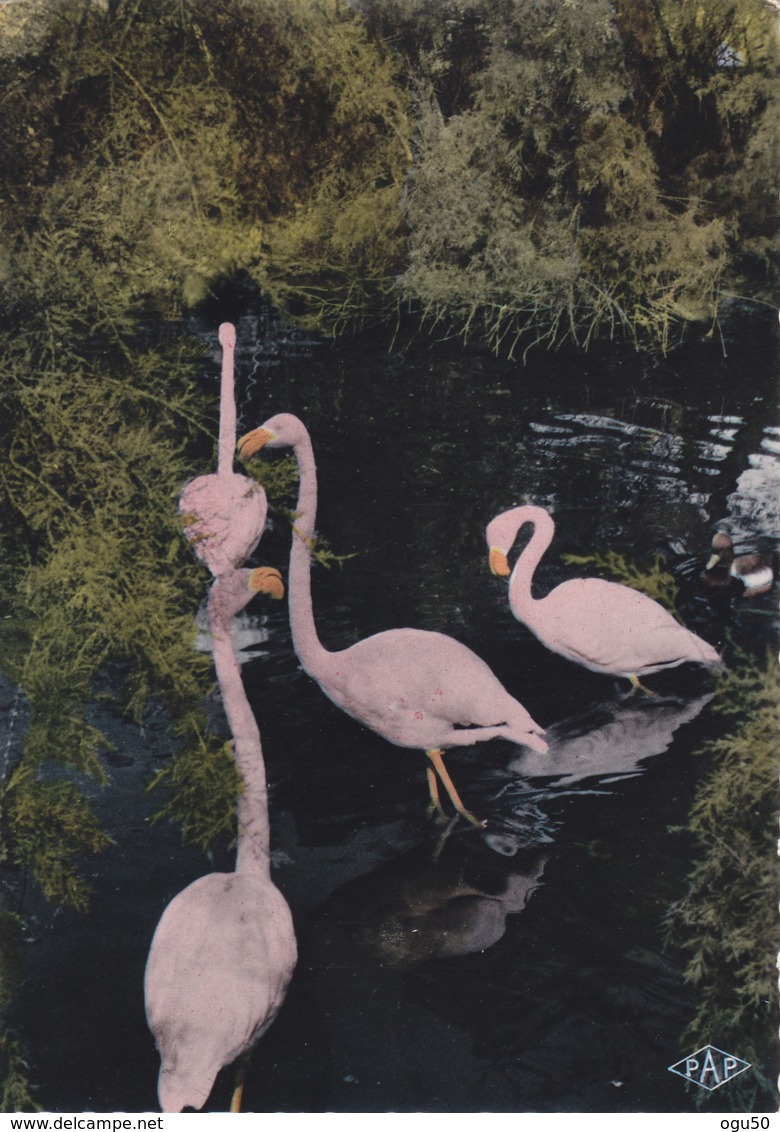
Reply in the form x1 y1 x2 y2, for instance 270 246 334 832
179 472 267 577
513 574 716 677
144 570 295 1112
145 872 295 1113
177 324 268 577
487 506 720 682
320 627 547 752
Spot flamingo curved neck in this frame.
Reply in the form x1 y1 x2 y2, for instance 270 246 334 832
509 510 556 613
288 430 333 682
208 584 270 877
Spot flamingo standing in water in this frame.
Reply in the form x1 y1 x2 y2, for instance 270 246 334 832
486 505 721 692
145 325 295 1112
145 568 296 1112
238 414 547 829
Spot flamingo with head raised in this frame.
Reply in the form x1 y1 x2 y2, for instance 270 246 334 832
238 414 547 829
144 325 295 1113
486 505 721 693
144 567 295 1113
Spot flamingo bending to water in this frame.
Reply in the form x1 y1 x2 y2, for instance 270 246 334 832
144 567 295 1113
486 505 721 692
238 414 547 829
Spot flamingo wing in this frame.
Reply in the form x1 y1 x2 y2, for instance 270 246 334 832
179 473 267 577
325 628 540 749
145 874 295 1113
526 579 716 675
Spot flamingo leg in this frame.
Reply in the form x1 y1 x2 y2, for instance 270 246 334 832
426 765 449 823
628 673 656 697
426 749 485 829
230 1053 250 1113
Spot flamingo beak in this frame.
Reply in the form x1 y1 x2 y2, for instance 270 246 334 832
705 553 721 571
248 566 285 600
489 547 511 576
238 427 275 461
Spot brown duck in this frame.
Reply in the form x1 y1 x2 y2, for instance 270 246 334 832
703 532 777 597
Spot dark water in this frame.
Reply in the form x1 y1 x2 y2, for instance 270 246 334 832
11 310 780 1113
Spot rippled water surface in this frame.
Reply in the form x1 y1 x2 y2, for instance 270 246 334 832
12 310 780 1113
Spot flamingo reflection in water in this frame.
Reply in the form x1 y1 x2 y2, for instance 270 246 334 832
511 691 715 787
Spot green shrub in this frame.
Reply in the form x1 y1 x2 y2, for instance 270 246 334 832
665 651 779 1109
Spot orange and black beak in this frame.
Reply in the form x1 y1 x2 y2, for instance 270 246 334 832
237 427 275 462
488 547 511 576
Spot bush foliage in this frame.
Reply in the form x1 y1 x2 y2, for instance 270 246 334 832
1 0 775 352
363 0 778 352
0 0 412 332
665 652 780 1109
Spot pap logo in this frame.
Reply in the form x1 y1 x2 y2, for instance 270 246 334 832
668 1045 751 1091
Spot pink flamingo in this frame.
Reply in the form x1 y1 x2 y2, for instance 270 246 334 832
144 568 296 1112
145 325 294 1112
486 505 721 692
178 323 268 576
238 414 547 829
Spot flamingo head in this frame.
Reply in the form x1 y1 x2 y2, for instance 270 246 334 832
486 506 552 577
238 413 308 460
485 510 521 576
488 547 510 576
218 322 236 350
209 566 284 626
249 566 285 601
